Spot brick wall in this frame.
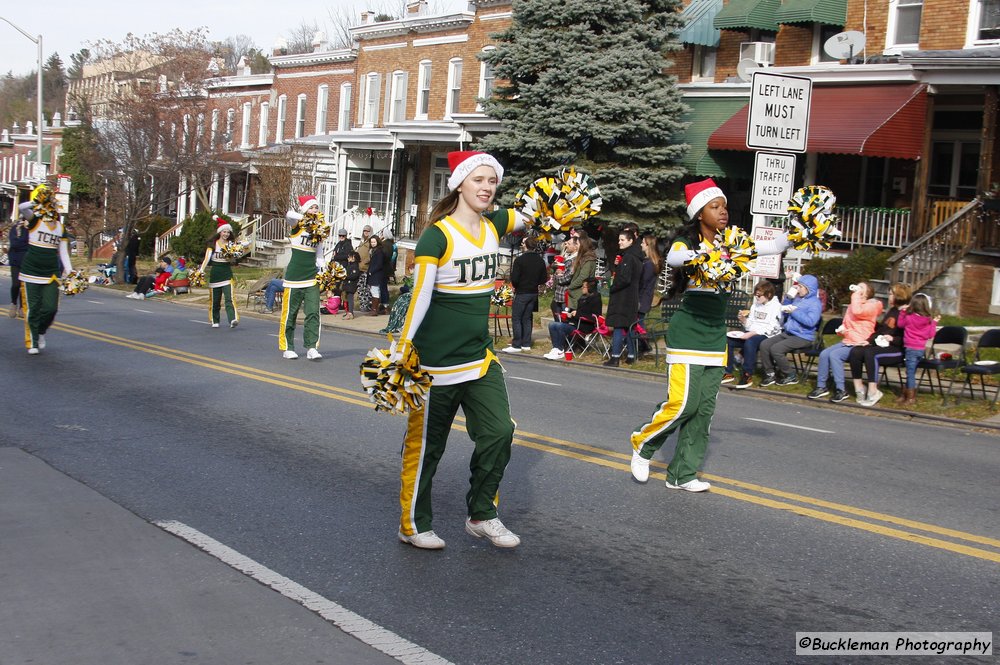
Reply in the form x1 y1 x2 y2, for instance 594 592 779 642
775 24 814 67
961 261 996 316
920 0 970 50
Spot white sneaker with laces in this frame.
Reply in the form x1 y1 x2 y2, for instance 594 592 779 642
398 530 446 550
306 347 322 360
501 346 521 353
666 478 712 492
860 388 884 407
283 350 299 359
211 323 220 328
37 335 46 349
630 450 650 483
543 348 565 360
465 517 520 548
27 347 39 355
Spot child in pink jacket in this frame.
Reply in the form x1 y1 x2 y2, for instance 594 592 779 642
808 282 884 403
896 293 938 404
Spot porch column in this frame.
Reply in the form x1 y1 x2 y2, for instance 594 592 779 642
912 95 936 238
804 153 817 186
210 171 220 211
188 176 198 216
177 175 187 222
149 174 155 216
222 171 232 215
979 86 998 195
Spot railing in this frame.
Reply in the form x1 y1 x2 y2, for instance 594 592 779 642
154 222 183 258
888 200 981 290
835 206 911 250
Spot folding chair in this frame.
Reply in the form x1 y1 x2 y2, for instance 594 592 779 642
570 315 613 360
952 328 1000 405
916 325 967 396
490 302 513 343
790 317 842 378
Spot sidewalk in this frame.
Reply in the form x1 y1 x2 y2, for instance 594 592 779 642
0 447 407 665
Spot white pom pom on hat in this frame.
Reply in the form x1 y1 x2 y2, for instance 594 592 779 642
446 151 504 191
684 178 727 220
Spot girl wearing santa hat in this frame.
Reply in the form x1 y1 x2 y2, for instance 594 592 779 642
628 178 788 492
197 216 241 329
279 196 326 360
395 151 529 550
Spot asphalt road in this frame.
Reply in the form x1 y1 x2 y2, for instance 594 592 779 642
2 284 998 664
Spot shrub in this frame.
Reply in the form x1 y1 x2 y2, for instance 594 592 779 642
803 247 890 311
137 216 176 257
169 211 242 267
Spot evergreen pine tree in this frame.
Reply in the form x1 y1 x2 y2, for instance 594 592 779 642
477 0 690 237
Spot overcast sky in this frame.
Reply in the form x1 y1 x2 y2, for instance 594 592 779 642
1 0 467 78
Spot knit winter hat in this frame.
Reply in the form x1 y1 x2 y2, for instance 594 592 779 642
213 214 233 235
684 178 726 220
446 151 504 191
298 195 319 213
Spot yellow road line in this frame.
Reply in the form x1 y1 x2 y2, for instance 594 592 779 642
52 322 1000 564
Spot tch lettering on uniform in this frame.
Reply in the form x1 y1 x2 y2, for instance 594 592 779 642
454 253 498 282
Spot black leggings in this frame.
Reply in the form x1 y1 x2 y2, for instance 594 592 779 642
9 265 20 305
848 345 903 382
134 275 156 294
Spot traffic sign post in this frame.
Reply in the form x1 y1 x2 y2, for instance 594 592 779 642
746 71 812 153
751 152 796 216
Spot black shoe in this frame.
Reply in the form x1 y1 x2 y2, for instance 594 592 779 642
733 372 753 389
603 357 620 367
807 387 830 399
776 373 799 386
760 373 776 387
830 389 848 403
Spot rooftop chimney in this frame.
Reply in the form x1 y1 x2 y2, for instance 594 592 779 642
360 10 375 24
406 0 428 15
312 31 326 52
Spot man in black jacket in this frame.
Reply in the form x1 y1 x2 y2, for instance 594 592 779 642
502 236 548 353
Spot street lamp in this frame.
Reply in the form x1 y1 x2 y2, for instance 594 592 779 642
0 16 44 181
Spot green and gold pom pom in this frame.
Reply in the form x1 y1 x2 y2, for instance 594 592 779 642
60 270 88 295
216 239 251 260
316 260 348 291
294 210 332 247
491 282 514 306
687 226 758 289
787 185 842 253
30 184 60 223
514 166 603 239
189 269 206 288
359 336 433 414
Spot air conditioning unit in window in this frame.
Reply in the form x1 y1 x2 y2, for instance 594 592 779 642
740 41 775 66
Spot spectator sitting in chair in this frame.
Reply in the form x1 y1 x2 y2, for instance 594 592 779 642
263 277 284 314
757 274 822 386
543 277 602 361
128 257 172 299
166 258 190 294
726 280 782 389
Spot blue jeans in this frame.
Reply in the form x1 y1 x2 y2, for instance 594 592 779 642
511 293 538 347
611 327 636 359
904 348 924 388
727 334 766 374
265 278 284 310
548 321 575 351
816 342 853 390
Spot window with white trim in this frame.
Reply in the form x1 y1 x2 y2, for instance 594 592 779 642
446 58 462 118
225 109 235 147
967 0 1000 43
363 73 381 127
346 170 390 210
295 94 307 138
317 180 337 219
477 47 495 111
416 60 431 120
812 24 843 63
339 83 352 131
389 71 407 122
276 95 287 143
886 0 923 48
240 102 252 148
195 113 205 153
315 84 329 134
258 102 269 146
691 45 717 80
210 108 219 147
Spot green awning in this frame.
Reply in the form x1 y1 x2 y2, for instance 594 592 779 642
680 97 753 177
713 0 780 31
679 0 724 47
776 0 846 25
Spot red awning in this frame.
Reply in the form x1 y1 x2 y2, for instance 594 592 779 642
707 83 928 159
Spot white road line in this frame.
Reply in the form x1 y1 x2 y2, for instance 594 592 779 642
135 309 155 313
508 376 561 386
86 300 103 305
743 417 834 434
190 320 212 325
154 520 453 665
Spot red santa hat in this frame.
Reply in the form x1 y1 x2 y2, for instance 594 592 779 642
213 214 233 234
446 151 504 191
297 195 319 213
684 178 726 220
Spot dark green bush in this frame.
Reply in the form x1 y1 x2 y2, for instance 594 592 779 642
137 216 176 257
169 211 241 266
803 247 890 311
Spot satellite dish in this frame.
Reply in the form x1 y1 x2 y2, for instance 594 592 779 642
736 58 761 83
824 30 866 60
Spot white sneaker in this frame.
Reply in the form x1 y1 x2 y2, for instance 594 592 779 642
282 350 299 359
501 346 521 353
666 478 712 492
521 346 531 352
27 347 39 355
37 335 46 349
860 389 884 407
398 530 446 550
543 348 565 360
211 323 220 328
306 347 322 360
465 517 520 548
630 450 650 483
230 320 238 328
8 304 18 317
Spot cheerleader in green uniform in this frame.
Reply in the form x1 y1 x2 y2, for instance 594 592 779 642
197 216 240 329
17 185 73 354
629 179 787 492
280 195 327 360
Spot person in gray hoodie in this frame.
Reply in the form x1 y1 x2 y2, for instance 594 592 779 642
757 273 822 386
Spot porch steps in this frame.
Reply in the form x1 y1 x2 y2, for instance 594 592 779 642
244 238 289 268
